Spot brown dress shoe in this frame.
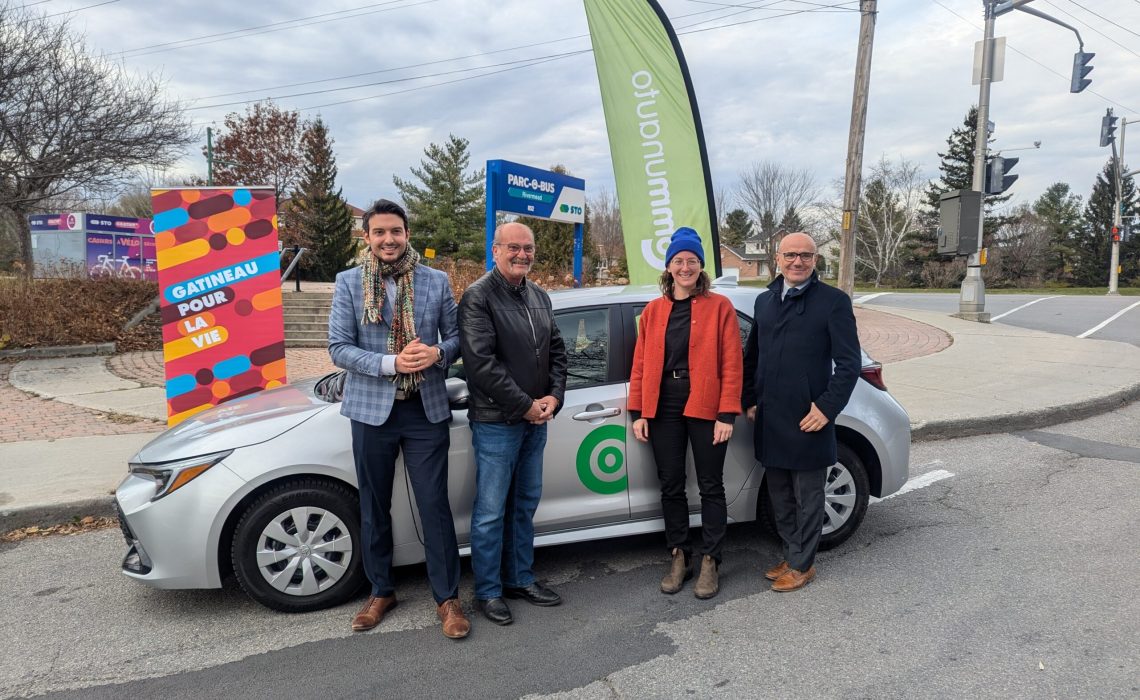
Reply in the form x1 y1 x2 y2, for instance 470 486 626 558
693 555 719 600
437 599 470 639
351 594 397 631
660 548 692 594
771 566 816 592
764 560 790 582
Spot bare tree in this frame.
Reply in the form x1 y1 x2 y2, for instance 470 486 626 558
737 161 820 278
991 204 1050 285
587 186 624 268
0 2 192 276
713 184 734 232
853 156 925 288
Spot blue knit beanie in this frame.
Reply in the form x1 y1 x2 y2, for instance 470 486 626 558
664 227 705 267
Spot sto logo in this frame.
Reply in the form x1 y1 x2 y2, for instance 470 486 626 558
576 424 627 495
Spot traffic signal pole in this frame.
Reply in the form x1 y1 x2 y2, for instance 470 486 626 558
958 1 997 322
1109 119 1128 295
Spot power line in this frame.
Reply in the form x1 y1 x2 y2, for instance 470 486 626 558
187 0 805 102
188 49 593 111
1061 0 1140 41
118 0 417 56
1037 0 1140 62
929 0 1139 115
121 0 441 59
16 0 117 22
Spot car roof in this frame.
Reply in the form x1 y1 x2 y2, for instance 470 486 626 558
548 283 763 310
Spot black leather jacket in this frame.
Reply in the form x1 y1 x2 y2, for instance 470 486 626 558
458 269 568 423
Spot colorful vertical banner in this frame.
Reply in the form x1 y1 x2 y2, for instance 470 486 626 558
150 187 286 426
583 0 720 284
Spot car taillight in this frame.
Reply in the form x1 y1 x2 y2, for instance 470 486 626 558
860 362 887 391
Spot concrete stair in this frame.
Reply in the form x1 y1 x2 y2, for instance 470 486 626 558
282 292 332 348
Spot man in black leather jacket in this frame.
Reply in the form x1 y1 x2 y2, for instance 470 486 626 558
459 222 568 626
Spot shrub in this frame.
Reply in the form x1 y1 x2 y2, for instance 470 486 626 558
0 277 159 350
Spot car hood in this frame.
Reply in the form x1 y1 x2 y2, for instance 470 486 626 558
133 379 333 463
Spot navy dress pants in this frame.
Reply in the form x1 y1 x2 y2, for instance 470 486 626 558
350 394 459 604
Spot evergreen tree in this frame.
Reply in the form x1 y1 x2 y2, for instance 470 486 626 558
904 107 1011 282
779 206 804 233
1073 157 1137 286
1032 183 1082 283
721 208 753 246
393 134 485 261
289 118 356 282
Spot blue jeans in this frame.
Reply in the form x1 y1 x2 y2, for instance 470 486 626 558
469 420 548 600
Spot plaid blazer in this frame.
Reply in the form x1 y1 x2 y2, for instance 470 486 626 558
328 263 459 425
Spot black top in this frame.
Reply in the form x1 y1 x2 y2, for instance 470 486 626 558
663 296 691 372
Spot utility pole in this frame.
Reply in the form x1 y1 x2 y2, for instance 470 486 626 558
837 0 877 297
207 126 214 187
958 0 997 322
1108 118 1127 295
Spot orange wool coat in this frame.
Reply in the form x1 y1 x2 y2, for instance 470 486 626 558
628 291 744 421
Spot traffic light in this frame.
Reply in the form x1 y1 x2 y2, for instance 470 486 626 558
1070 51 1094 93
1100 109 1118 148
1111 225 1120 242
984 156 1019 194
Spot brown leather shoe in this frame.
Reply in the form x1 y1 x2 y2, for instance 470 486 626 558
693 555 719 599
660 548 692 594
771 566 816 592
764 560 790 582
437 598 470 639
351 594 397 631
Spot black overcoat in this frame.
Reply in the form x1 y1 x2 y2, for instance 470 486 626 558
742 272 861 470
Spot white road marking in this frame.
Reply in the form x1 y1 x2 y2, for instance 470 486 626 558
990 295 1059 322
870 469 955 503
854 292 892 304
1076 300 1140 339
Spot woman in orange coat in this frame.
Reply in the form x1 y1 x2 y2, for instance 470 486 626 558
628 227 743 599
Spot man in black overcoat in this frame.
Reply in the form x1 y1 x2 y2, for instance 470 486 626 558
743 232 861 592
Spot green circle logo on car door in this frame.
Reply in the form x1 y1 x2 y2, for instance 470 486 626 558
576 424 627 494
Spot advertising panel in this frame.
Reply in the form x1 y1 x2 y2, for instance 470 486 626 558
141 237 158 281
487 160 586 224
113 235 144 279
86 233 116 278
150 187 286 426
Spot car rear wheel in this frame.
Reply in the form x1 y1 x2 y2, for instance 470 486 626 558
231 479 365 612
758 442 870 551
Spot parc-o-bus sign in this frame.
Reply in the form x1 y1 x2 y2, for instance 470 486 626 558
485 159 586 286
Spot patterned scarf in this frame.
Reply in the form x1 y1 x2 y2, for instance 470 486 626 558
360 246 422 392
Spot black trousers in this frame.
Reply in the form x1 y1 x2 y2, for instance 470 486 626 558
765 466 827 572
648 376 728 563
350 395 460 604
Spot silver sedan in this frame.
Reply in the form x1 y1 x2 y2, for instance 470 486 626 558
115 283 910 611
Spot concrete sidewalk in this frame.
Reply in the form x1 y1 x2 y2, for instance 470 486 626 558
2 306 1139 530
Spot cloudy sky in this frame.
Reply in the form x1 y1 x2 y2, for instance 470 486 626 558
58 0 1140 218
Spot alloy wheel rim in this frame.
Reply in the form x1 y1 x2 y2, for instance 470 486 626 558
255 506 353 596
822 462 857 535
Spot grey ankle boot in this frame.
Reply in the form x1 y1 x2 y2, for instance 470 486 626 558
660 548 692 594
693 555 719 599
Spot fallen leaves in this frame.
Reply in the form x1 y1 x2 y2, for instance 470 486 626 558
1 516 116 543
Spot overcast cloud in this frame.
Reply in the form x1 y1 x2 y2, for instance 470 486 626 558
63 0 1140 219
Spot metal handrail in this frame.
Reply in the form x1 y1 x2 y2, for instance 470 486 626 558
281 246 307 292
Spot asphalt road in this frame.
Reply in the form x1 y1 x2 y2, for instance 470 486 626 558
4 402 1139 699
854 293 1140 347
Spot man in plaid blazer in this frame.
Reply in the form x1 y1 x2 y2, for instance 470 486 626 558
328 199 468 639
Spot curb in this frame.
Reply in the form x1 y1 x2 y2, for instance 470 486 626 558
1 496 116 532
0 342 116 360
911 381 1140 441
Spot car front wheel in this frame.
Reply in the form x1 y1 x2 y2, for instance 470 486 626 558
758 442 870 551
231 479 365 612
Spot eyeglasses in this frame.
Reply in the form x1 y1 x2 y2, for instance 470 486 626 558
496 243 536 255
780 252 816 262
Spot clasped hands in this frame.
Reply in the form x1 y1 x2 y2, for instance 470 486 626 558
394 337 440 374
524 395 560 425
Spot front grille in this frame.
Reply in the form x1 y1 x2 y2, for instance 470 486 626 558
113 500 134 544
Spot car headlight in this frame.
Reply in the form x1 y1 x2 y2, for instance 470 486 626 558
128 450 233 501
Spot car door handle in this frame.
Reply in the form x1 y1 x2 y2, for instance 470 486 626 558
572 407 621 421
